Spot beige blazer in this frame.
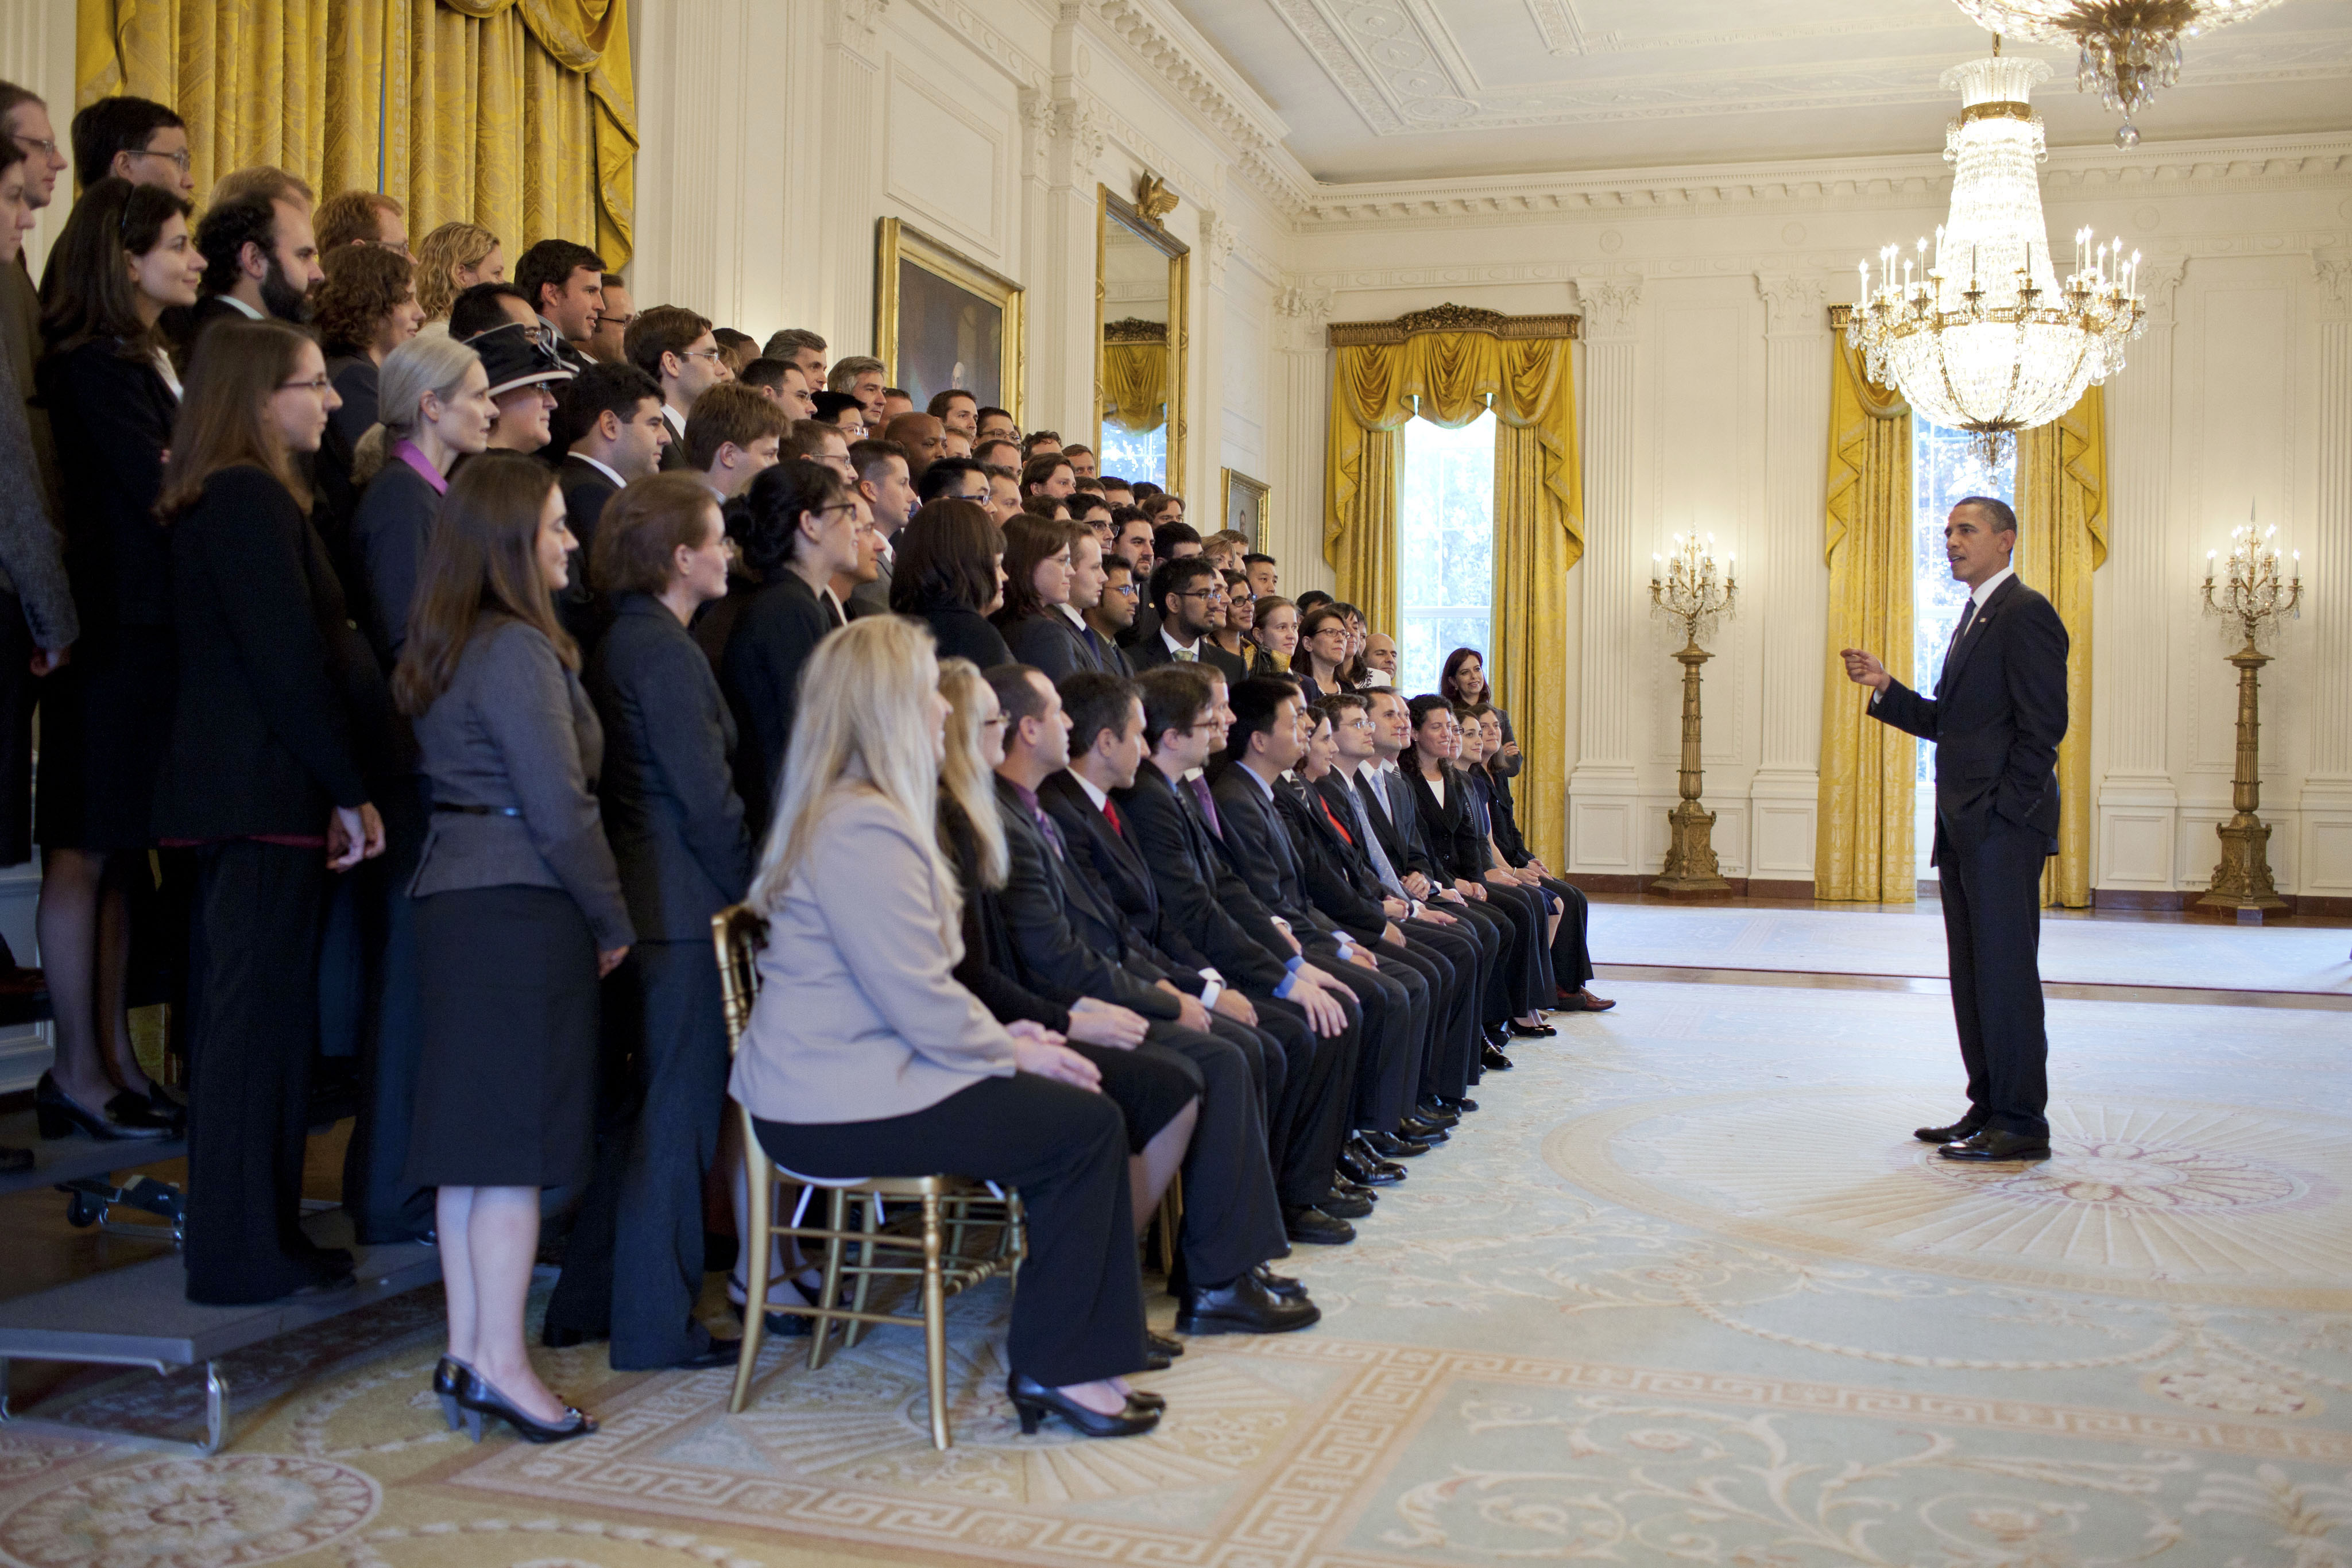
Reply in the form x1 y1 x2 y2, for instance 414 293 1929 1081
728 786 1015 1125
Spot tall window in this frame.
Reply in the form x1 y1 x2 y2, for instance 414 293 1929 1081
1098 425 1167 490
1912 423 2016 878
1396 411 1496 695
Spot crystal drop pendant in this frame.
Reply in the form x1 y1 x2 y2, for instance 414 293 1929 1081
2117 120 2141 148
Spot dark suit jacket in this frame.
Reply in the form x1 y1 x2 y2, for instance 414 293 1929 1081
991 775 1180 1021
38 339 177 630
1361 763 1446 886
1278 777 1391 938
1870 572 2068 851
175 295 250 375
153 466 377 839
720 568 841 831
941 797 1073 1033
909 603 1012 669
1118 602 1162 651
1210 765 1343 944
656 408 689 471
999 609 1100 684
587 593 752 941
349 456 442 666
1038 771 1210 994
1403 763 1489 882
557 455 623 645
1112 761 1291 991
1125 626 1242 684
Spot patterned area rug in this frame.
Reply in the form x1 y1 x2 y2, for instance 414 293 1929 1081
1591 903 2352 994
3 975 2347 1567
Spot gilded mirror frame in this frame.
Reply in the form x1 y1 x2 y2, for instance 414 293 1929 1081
1096 185 1188 495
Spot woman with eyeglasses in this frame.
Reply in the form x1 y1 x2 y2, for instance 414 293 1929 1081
1209 569 1254 668
151 320 391 1303
29 177 202 1143
1292 603 1355 704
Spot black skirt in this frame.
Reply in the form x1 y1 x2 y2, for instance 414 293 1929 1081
405 884 599 1190
34 624 174 853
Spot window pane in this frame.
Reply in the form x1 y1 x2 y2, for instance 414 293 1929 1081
1397 411 1496 696
1098 426 1166 490
1912 423 2016 878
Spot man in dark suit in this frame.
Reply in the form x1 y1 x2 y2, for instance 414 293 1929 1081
1085 556 1139 677
1129 556 1245 683
1116 667 1379 1226
1844 495 2068 1163
552 362 668 643
718 463 858 832
988 666 1324 1329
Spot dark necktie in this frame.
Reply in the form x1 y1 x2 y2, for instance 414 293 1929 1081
1939 596 1980 690
1102 797 1123 837
1187 776 1223 841
1082 625 1105 666
1030 803 1067 861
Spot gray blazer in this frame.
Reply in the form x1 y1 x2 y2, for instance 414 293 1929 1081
409 617 633 951
0 322 78 650
728 787 1015 1126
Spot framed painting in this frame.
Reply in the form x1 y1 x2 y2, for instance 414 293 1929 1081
875 219 1024 421
1221 467 1269 549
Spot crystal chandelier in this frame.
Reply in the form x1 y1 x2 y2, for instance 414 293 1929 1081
1948 0 2287 146
1847 48 2145 460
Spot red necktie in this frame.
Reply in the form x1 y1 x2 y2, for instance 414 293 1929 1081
1103 799 1124 837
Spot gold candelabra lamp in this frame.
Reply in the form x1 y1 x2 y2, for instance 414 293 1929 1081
1649 532 1737 896
2198 509 2302 917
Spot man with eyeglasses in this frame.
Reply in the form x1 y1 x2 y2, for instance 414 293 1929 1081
2 83 71 215
587 274 634 365
1084 556 1139 677
624 305 732 471
1132 556 1241 683
69 95 194 199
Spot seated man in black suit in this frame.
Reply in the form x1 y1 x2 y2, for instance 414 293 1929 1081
1115 668 1383 1228
1212 677 1442 1157
987 665 1324 1329
1129 556 1247 683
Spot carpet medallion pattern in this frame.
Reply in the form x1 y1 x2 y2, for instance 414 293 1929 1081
1 973 2346 1567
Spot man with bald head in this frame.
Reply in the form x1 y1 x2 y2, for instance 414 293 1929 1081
881 412 944 478
1843 495 2068 1165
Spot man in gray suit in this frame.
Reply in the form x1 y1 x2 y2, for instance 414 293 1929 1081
1844 495 2069 1163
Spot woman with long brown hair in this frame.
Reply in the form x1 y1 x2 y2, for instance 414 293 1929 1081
31 176 201 1143
150 319 390 1304
889 497 1012 668
1441 646 1519 778
396 452 630 1445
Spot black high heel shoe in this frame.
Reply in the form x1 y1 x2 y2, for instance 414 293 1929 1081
1507 1019 1556 1039
1007 1372 1160 1438
454 1372 597 1444
36 1073 168 1141
431 1356 478 1432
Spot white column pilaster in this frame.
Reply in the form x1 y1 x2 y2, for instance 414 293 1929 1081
1192 211 1236 504
818 1 888 353
2296 257 2352 901
1747 276 1830 889
1268 284 1332 590
2093 261 2186 892
1567 276 1645 874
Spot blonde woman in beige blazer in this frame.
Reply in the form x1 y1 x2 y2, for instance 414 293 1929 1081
728 615 1162 1439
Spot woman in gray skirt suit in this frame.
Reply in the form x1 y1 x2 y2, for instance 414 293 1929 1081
392 451 633 1445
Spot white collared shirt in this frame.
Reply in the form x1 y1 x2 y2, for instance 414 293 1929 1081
1071 770 1109 811
1161 625 1205 661
662 404 687 444
569 452 626 489
218 295 265 321
1059 602 1088 629
1968 563 2015 613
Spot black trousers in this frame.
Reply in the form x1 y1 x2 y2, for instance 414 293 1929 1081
1402 917 1484 1095
1532 874 1595 992
1247 989 1356 1209
1143 1021 1289 1287
1310 938 1424 1133
606 940 736 1368
1936 815 2052 1139
341 777 435 1242
1479 880 1556 1015
543 953 651 1343
754 1071 1143 1387
184 841 332 1305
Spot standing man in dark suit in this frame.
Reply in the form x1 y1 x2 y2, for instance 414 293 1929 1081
1844 495 2068 1163
552 362 668 644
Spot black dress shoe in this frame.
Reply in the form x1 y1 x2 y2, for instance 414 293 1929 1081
289 1268 357 1299
1282 1206 1356 1245
1330 1178 1376 1203
35 1073 169 1141
1361 1129 1432 1159
1480 1044 1514 1071
540 1323 607 1349
1318 1188 1373 1219
0 1144 29 1175
1508 1020 1557 1039
1939 1128 2052 1163
1914 1114 1989 1144
1176 1271 1321 1335
1146 1329 1184 1358
1143 1343 1173 1372
1410 1101 1460 1129
455 1373 597 1444
1007 1372 1160 1438
1252 1264 1307 1300
1337 1145 1406 1186
660 1338 742 1370
1396 1116 1450 1143
1124 1387 1167 1412
1422 1094 1474 1118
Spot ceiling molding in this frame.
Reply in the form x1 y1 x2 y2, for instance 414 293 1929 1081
1083 0 1319 214
1284 134 2352 233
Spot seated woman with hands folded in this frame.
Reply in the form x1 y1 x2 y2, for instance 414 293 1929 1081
726 615 1162 1439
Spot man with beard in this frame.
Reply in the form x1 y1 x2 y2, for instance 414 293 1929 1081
187 193 322 363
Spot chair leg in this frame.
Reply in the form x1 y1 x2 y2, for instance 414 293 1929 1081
808 1188 849 1372
843 1191 883 1350
922 1193 950 1450
729 1110 772 1415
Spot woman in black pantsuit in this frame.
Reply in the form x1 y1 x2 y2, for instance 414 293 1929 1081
559 474 755 1370
30 178 202 1142
731 617 1159 1438
395 453 632 1445
1467 704 1611 1013
150 320 389 1303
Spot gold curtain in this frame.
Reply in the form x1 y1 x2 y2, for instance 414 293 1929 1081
1326 327 1582 869
1102 341 1169 433
2014 386 2105 909
78 0 635 266
1816 329 1916 903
